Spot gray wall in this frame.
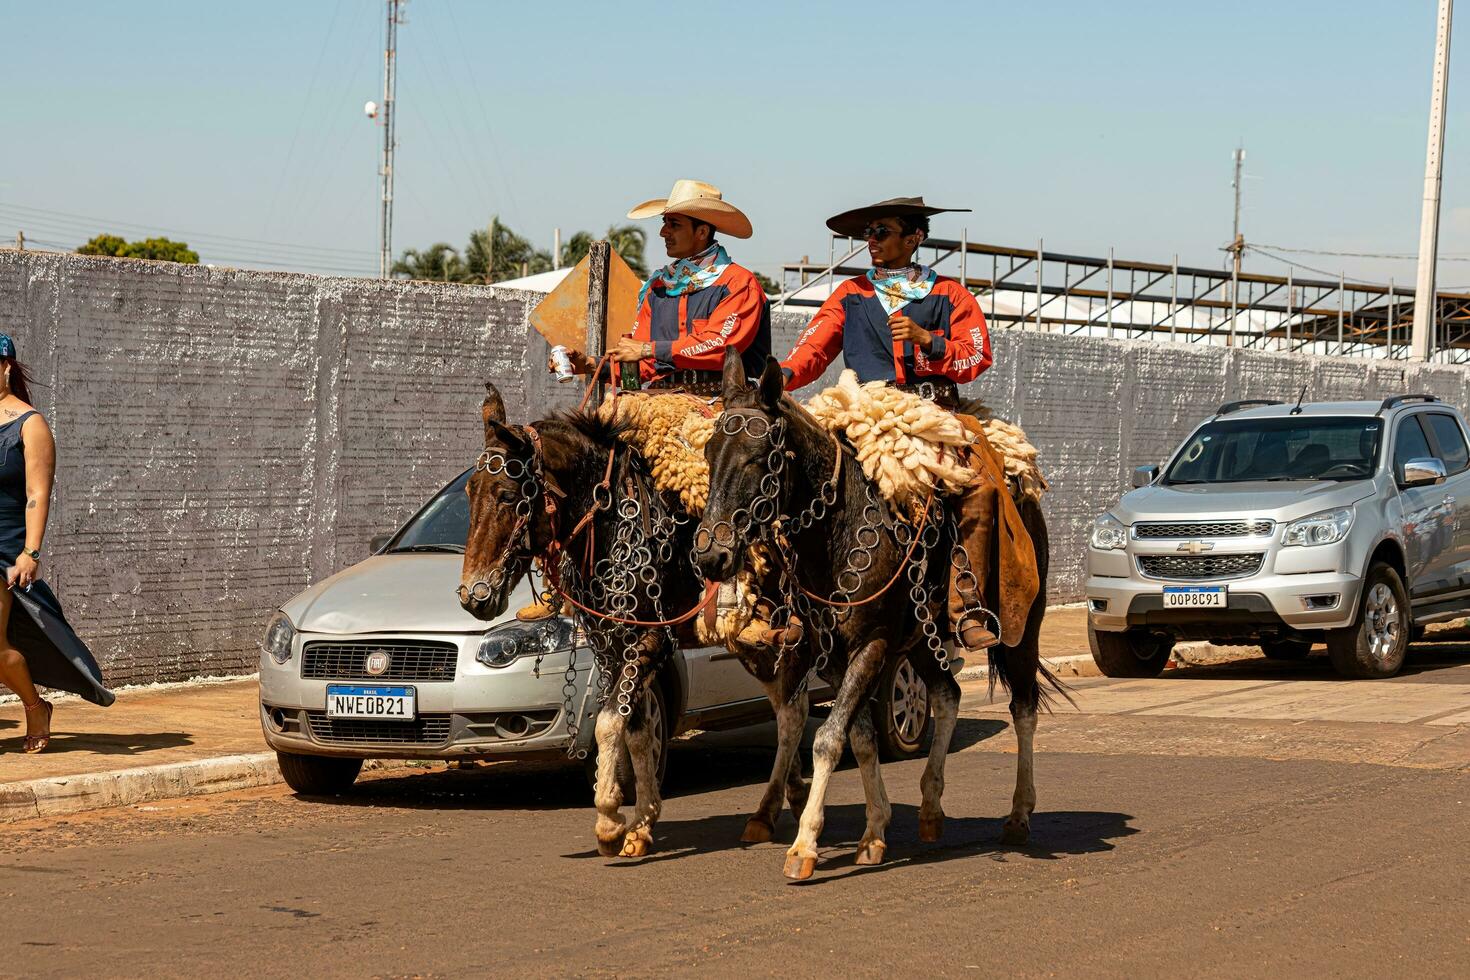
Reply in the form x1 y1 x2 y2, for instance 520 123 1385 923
3 249 1468 686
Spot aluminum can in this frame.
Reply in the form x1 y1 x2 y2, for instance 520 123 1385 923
550 345 576 383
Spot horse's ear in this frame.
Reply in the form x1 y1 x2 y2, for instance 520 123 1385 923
720 345 748 400
758 356 784 410
482 382 507 441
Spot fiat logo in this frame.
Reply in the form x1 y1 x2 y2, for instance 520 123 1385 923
364 650 391 676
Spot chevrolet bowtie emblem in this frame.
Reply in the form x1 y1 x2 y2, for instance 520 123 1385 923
1177 540 1215 555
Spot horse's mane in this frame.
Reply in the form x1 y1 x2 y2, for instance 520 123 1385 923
541 407 630 446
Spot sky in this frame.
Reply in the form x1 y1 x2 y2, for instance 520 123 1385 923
2 0 1467 289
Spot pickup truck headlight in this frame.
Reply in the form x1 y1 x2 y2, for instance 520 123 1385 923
476 618 576 668
261 612 296 665
1090 513 1129 551
1282 507 1354 547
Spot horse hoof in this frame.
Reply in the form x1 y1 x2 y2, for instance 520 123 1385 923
620 832 651 858
741 817 775 844
919 814 944 842
854 839 887 866
1000 818 1030 846
783 853 818 880
596 836 624 857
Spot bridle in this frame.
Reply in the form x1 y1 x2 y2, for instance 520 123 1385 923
456 425 555 606
693 409 841 559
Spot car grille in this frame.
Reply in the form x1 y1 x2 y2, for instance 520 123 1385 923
1137 553 1265 580
1134 520 1274 539
305 712 453 746
301 640 458 682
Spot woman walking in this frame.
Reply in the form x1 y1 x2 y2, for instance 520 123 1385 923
0 334 112 753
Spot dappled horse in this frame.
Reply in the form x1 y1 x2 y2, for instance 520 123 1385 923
458 382 809 857
694 349 1059 880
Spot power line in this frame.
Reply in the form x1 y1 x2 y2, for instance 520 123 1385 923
1246 245 1403 285
0 201 376 260
1251 241 1470 262
262 0 347 238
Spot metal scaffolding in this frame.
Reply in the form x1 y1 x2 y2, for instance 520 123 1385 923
778 238 1470 362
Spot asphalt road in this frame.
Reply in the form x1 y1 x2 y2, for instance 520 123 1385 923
2 650 1468 979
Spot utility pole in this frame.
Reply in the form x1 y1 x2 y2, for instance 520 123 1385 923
1226 145 1245 346
378 0 406 280
485 217 496 284
553 228 562 270
14 231 23 251
1411 0 1454 361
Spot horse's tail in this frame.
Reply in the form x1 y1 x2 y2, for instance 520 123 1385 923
984 491 1075 713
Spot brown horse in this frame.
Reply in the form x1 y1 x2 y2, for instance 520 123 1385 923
694 349 1060 880
459 382 810 857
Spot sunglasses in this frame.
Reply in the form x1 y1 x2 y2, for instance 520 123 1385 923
861 224 897 242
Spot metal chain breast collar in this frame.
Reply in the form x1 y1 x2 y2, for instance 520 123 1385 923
713 410 954 691
556 463 682 723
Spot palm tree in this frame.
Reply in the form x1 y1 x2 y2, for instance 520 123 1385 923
561 224 649 279
392 243 466 282
465 217 554 283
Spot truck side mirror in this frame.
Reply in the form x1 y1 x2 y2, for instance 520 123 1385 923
1401 458 1447 488
1131 464 1160 488
369 533 393 555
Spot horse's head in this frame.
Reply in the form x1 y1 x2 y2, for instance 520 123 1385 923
693 348 788 581
459 382 545 620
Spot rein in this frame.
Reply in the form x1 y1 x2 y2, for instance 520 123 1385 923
544 577 719 628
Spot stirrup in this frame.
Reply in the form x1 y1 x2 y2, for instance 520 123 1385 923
956 605 1003 652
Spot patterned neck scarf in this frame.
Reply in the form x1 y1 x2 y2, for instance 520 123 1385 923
867 263 937 316
639 241 730 308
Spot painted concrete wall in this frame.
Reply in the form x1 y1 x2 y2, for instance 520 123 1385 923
3 249 1468 685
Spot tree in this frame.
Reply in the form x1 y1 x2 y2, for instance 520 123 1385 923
753 270 780 296
463 217 552 284
77 234 199 264
560 224 648 278
77 234 128 257
391 242 467 282
393 217 646 285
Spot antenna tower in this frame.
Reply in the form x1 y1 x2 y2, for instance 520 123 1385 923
379 0 406 279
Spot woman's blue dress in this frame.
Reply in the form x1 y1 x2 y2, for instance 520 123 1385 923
1 412 113 706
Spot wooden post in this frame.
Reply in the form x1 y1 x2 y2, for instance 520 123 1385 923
587 240 611 401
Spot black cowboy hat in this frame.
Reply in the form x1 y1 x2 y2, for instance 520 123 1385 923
825 196 972 239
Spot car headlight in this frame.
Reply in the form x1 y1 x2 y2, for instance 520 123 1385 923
476 618 576 668
261 612 296 666
1282 507 1354 547
1090 513 1128 550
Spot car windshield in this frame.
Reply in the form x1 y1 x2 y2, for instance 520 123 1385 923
1165 417 1382 484
385 470 471 553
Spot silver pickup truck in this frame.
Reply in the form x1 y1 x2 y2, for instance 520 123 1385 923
1086 394 1470 680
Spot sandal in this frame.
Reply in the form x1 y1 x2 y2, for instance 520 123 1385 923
22 698 52 754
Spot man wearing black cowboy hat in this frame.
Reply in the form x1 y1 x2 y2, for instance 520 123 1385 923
780 197 1037 654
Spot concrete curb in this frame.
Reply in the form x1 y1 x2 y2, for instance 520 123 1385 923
0 752 283 824
956 653 1098 682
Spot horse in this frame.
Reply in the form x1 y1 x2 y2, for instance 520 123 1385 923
458 381 811 857
693 348 1059 880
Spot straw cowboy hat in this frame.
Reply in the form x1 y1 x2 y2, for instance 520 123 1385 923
627 179 753 239
825 196 971 239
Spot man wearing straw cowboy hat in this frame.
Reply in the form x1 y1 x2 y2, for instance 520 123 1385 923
780 195 1040 654
555 179 771 395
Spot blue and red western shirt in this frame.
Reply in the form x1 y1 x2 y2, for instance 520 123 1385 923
629 264 772 382
781 274 992 390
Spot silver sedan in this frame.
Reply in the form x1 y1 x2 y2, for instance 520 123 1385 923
258 471 926 795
